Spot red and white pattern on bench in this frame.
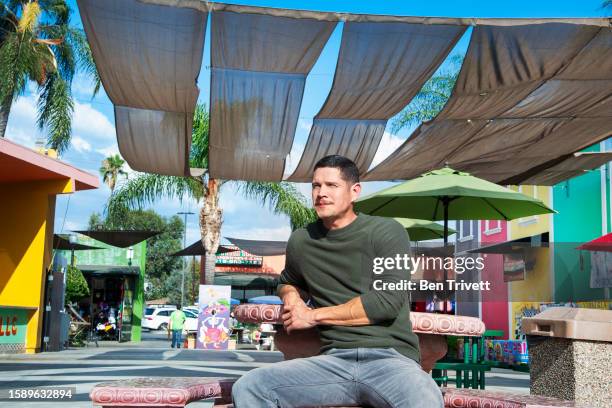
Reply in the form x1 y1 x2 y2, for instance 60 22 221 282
234 304 485 336
442 388 576 408
90 377 233 407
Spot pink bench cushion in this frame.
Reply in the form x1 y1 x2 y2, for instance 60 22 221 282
234 304 485 336
90 377 234 407
442 388 576 408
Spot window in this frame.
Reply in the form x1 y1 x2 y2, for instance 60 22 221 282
459 220 474 242
484 220 502 235
145 308 155 316
157 310 170 316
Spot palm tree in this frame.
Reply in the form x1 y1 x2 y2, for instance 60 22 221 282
391 54 462 133
0 0 99 153
108 105 317 285
100 154 127 193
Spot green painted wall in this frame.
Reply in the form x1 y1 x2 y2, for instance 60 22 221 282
552 144 606 302
62 237 147 342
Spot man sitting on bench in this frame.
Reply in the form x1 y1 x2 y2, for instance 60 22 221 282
232 155 443 408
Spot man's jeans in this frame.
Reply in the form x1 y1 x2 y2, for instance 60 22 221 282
171 329 182 348
232 348 443 408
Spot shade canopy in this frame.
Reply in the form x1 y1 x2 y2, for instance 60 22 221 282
79 264 141 276
171 241 235 257
577 233 612 252
394 218 455 241
74 230 159 248
248 295 283 305
76 1 611 184
466 234 549 255
214 273 278 288
53 235 103 251
355 167 555 221
226 238 287 256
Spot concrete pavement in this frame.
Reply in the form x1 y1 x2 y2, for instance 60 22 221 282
0 330 529 407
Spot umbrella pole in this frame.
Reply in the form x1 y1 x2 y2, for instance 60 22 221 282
443 199 449 314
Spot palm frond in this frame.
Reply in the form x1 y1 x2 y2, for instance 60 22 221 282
38 72 73 153
66 26 100 95
190 104 209 169
240 181 317 230
107 173 204 218
391 54 463 133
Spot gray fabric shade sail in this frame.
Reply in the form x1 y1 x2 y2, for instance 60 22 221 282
74 230 159 248
366 24 612 183
77 0 612 184
170 241 235 257
287 22 466 181
53 235 103 251
209 11 335 181
77 0 206 176
519 152 612 186
226 237 287 256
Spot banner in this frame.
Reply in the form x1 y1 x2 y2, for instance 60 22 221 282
196 285 231 350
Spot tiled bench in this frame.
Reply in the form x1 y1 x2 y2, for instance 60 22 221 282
234 304 486 372
90 306 576 407
90 378 576 407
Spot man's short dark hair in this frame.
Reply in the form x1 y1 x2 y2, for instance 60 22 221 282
313 155 360 184
176 305 182 310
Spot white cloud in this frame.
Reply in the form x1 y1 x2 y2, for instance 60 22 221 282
72 101 115 142
369 131 406 170
71 136 92 152
96 144 120 157
5 95 44 147
298 118 312 133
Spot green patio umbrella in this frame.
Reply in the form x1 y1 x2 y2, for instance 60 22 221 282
395 218 455 241
355 167 555 247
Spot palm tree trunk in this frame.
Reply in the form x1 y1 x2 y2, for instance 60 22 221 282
199 178 222 284
0 97 12 138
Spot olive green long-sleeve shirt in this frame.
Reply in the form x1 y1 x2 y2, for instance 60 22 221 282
278 213 420 362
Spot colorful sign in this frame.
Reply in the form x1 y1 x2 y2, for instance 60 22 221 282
0 307 28 345
484 340 529 365
196 285 231 350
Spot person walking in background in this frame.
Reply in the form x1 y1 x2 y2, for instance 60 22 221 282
169 305 186 349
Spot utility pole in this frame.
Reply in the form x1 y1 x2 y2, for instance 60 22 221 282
177 211 194 307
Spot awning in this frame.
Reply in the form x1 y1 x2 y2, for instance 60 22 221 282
77 1 612 183
79 265 141 276
74 230 159 248
466 234 549 255
214 273 278 288
577 233 612 252
226 237 287 256
53 235 103 251
171 241 235 257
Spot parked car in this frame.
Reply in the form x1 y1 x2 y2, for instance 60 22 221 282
143 307 199 332
183 309 199 332
142 307 175 330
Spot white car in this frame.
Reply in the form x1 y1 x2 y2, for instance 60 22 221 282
183 309 199 332
143 307 174 330
142 307 198 332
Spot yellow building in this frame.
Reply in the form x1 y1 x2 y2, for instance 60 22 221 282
507 185 553 339
0 138 98 353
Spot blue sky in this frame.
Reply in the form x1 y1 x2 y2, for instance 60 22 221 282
5 0 609 245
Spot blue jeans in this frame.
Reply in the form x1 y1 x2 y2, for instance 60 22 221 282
171 329 182 348
232 348 443 408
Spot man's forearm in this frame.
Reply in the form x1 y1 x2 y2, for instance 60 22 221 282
312 296 371 326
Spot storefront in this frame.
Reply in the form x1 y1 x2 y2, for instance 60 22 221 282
78 265 140 342
0 138 98 353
